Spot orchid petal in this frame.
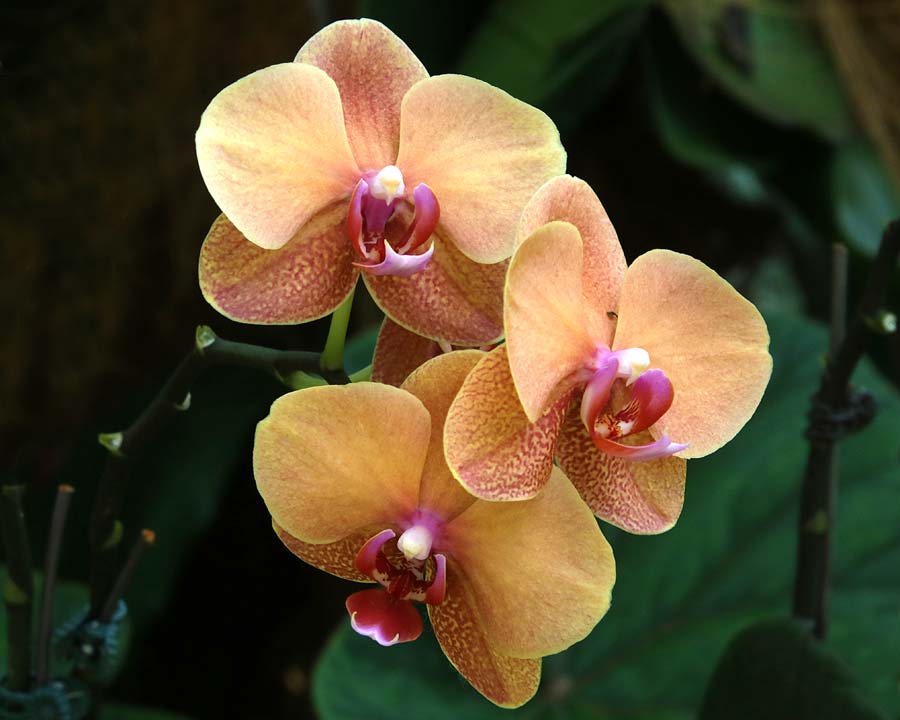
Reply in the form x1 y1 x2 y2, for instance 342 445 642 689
254 384 429 543
364 230 506 346
346 588 423 647
196 63 359 250
396 74 566 264
557 398 687 534
444 346 572 501
446 467 615 658
516 175 626 344
272 520 373 583
505 221 596 421
355 240 435 277
371 319 441 387
401 351 483 521
428 559 540 708
296 19 428 171
198 209 358 324
614 250 772 458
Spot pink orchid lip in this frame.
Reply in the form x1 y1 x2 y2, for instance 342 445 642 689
580 348 689 462
346 171 440 277
346 588 423 647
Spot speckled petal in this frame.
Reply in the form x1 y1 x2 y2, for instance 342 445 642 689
198 209 358 324
401 351 484 521
272 520 373 582
396 75 566 264
446 467 615 658
371 318 441 386
613 250 772 458
296 19 428 171
505 221 596 421
428 558 540 708
516 175 627 344
196 62 360 250
557 396 687 534
364 230 507 346
444 346 572 501
254 384 429 543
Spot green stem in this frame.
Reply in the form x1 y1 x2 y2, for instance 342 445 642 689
348 364 373 383
320 289 355 373
0 485 34 691
89 326 347 614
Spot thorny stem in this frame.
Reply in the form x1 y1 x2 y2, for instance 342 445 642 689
89 326 348 615
320 288 356 373
36 484 75 687
0 485 34 691
793 220 900 638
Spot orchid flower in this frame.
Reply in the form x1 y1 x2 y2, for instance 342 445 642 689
445 176 772 533
254 351 614 707
196 19 565 346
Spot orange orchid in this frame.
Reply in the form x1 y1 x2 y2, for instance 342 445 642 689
445 176 772 533
196 19 565 346
254 351 615 707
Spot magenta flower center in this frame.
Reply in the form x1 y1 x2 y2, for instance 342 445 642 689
346 165 440 278
579 346 688 461
344 513 447 647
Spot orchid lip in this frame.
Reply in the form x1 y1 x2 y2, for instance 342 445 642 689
354 240 435 277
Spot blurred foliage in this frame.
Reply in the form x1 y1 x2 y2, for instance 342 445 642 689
313 311 900 718
100 705 195 720
699 619 886 720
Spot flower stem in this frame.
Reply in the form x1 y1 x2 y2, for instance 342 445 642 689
36 484 75 687
348 364 373 382
100 529 155 623
0 485 34 691
88 326 347 615
793 221 900 638
320 288 355 373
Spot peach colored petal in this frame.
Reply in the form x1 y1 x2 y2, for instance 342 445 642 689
613 250 773 458
272 520 374 583
364 231 507 346
400 351 484 522
254 384 429 543
505 221 596 422
446 466 615 658
371 318 441 387
198 209 358 324
444 346 572 501
556 396 687 534
296 19 428 171
196 62 360 250
516 175 627 345
396 74 566 264
428 558 540 708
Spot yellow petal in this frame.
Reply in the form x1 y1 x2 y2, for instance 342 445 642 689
444 346 572 501
429 558 540 708
296 19 428 170
254 384 429 543
516 175 627 344
272 520 374 582
614 250 773 458
371 319 441 387
505 221 596 422
446 467 615 658
196 63 359 250
400 351 484 522
198 209 358 324
396 75 566 264
557 398 686 533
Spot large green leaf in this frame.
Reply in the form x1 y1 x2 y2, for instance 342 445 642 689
661 0 851 141
312 311 900 718
699 619 886 720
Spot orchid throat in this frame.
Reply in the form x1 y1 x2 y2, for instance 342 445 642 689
347 165 440 278
579 346 688 461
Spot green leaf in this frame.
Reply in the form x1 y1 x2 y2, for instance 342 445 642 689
312 311 900 717
661 0 851 141
343 325 379 375
100 704 194 720
457 0 651 130
699 619 886 720
831 140 900 256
